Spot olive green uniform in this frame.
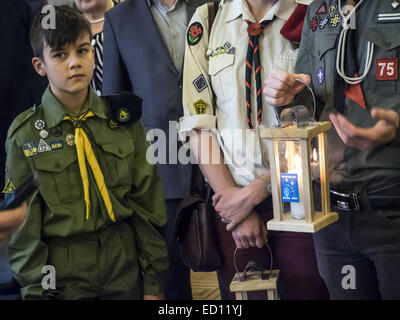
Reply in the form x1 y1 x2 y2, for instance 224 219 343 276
5 86 168 299
293 0 400 299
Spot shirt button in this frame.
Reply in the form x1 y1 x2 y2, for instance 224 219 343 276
96 90 101 96
335 165 341 171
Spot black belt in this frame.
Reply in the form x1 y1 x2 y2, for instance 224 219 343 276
330 189 400 212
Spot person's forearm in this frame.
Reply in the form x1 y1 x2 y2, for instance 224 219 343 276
188 129 236 193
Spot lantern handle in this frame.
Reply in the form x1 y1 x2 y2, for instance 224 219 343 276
294 77 317 122
233 243 274 280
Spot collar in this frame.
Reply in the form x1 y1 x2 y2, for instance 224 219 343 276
41 86 109 128
225 0 303 23
147 0 186 9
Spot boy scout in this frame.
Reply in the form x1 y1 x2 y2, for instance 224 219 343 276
264 0 400 299
179 0 329 299
5 6 168 299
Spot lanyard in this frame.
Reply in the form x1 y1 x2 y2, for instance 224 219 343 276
335 0 375 85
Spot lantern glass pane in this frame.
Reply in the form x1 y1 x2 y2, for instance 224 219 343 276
277 140 305 219
311 136 322 213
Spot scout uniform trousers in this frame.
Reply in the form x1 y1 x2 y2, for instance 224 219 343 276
44 221 142 300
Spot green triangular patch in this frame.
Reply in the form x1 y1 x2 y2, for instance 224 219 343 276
3 179 16 194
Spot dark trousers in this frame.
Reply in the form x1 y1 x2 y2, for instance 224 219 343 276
313 207 400 299
215 199 329 300
163 199 192 300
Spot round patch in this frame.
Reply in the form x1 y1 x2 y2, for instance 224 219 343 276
187 22 203 46
108 119 119 130
39 129 49 139
35 120 46 130
65 134 75 146
50 126 63 137
317 67 325 84
117 107 131 123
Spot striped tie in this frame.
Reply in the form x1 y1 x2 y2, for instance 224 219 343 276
64 111 116 222
245 19 274 129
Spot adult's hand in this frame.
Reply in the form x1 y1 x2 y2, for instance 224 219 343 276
329 108 399 150
263 69 311 107
231 211 268 249
0 202 27 247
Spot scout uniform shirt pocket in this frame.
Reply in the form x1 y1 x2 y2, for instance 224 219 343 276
209 50 235 104
98 137 135 189
303 32 338 99
33 148 82 205
363 25 400 95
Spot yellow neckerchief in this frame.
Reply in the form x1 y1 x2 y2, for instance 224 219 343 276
64 111 116 222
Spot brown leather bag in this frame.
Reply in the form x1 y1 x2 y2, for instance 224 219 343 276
171 1 221 272
173 165 222 272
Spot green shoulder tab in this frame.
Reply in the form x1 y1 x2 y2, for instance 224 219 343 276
7 105 39 138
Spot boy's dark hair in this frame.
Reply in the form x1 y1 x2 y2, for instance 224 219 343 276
30 5 92 60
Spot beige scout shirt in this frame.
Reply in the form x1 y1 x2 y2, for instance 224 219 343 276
179 0 310 187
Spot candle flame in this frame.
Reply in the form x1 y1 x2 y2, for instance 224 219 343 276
313 148 318 162
294 154 301 169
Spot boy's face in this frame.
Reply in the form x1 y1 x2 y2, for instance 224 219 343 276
32 32 94 97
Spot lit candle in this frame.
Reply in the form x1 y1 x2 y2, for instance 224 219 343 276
310 148 320 180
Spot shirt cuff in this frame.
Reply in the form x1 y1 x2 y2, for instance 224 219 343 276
143 271 165 296
178 114 217 143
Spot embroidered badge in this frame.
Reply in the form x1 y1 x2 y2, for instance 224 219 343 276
377 12 400 23
35 120 45 130
117 107 131 123
330 14 341 27
193 74 208 93
38 139 52 153
187 22 203 46
376 58 398 80
319 16 329 29
50 141 64 151
310 16 319 31
22 141 38 158
108 119 119 130
193 100 208 115
329 3 338 16
392 1 400 9
50 125 63 137
223 42 232 50
317 67 325 84
2 179 16 194
65 134 75 146
316 3 328 14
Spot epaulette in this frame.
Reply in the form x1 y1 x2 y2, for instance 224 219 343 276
7 105 39 138
103 92 143 126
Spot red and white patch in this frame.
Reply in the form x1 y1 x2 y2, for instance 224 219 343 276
316 3 327 14
376 58 398 80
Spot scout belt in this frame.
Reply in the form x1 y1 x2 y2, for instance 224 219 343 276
330 187 400 212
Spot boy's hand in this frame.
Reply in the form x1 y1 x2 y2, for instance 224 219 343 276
329 108 400 150
263 69 311 107
144 294 165 300
0 202 27 247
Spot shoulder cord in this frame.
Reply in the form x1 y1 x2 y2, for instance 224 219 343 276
336 0 374 85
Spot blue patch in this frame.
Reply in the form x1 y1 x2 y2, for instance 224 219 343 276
50 141 64 151
280 173 300 203
193 74 208 93
317 67 325 84
22 141 38 158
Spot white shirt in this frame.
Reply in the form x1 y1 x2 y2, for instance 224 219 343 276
179 0 308 187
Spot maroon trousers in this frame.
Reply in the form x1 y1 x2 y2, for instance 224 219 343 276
214 199 329 300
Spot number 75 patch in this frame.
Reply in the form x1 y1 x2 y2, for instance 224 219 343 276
376 58 398 80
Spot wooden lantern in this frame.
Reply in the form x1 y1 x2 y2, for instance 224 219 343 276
260 121 338 233
230 269 279 300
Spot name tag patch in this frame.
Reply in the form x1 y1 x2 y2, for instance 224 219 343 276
376 58 398 80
